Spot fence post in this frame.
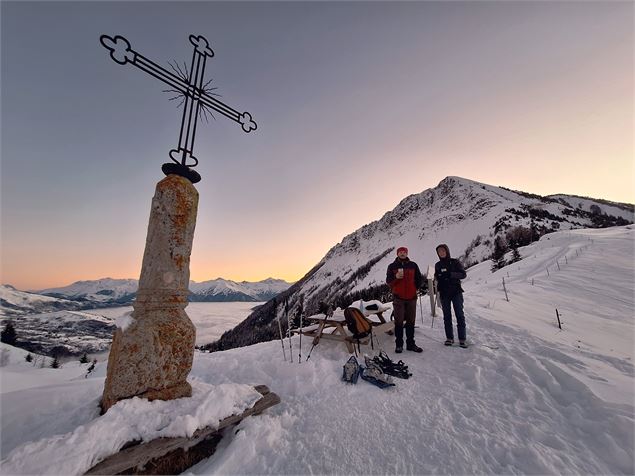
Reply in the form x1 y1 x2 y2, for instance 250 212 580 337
502 277 509 302
531 278 534 286
565 256 568 264
546 267 550 277
555 309 562 329
556 261 561 271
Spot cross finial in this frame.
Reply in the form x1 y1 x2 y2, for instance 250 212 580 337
100 34 256 184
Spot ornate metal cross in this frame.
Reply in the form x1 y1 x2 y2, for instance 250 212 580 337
100 34 256 183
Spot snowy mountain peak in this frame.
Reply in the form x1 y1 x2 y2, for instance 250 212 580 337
211 177 633 352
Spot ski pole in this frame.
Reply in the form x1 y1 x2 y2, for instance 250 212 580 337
298 297 304 363
418 293 424 325
285 298 293 363
276 309 287 362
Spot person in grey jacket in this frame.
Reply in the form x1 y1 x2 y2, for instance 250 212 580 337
434 244 468 347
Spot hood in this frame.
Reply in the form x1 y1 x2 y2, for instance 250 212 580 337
436 244 451 259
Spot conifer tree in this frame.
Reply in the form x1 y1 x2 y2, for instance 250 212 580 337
79 353 89 364
511 246 521 263
25 353 33 362
50 355 60 369
1 321 17 345
490 236 508 272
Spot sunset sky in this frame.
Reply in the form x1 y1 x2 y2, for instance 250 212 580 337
1 1 633 290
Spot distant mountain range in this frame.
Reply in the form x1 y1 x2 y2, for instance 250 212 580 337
0 277 291 357
0 278 292 318
206 176 634 352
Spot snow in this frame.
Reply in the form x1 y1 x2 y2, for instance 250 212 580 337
1 226 634 475
38 278 138 303
1 380 262 475
114 311 134 331
0 285 76 317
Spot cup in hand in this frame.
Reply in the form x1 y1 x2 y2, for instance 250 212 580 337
397 268 404 279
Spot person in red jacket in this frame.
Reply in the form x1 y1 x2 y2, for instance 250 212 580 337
386 246 423 353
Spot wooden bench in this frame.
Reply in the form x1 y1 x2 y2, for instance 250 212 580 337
292 308 394 354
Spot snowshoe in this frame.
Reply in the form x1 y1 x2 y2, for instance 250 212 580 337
342 356 361 384
360 359 395 389
371 351 412 379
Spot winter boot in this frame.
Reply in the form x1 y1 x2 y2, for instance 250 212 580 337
406 342 423 353
394 324 404 354
444 339 454 346
459 341 469 348
405 325 422 352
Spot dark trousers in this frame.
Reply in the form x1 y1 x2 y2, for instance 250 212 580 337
440 293 466 342
393 298 417 347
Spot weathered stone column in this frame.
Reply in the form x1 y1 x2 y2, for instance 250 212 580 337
101 174 198 413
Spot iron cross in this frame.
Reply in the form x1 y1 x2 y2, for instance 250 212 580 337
100 34 256 183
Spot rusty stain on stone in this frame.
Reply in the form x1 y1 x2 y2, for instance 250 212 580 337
101 175 199 413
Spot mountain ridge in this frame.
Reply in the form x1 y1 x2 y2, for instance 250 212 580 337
1 278 292 317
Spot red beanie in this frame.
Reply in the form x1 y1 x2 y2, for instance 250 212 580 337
396 246 408 255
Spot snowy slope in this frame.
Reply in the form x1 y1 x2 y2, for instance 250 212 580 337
548 193 634 221
1 226 633 475
38 278 138 304
4 310 116 357
0 285 81 317
214 176 633 351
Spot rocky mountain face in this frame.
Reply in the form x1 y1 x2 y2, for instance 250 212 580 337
205 176 634 352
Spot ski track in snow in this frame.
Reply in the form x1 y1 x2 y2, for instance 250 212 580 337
1 227 633 475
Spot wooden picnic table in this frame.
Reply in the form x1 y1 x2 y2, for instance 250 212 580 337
292 308 394 354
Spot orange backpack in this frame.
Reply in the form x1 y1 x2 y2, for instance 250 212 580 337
344 307 372 339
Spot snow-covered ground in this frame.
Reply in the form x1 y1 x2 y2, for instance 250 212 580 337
1 226 633 475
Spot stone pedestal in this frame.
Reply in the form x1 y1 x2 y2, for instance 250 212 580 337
101 175 198 413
